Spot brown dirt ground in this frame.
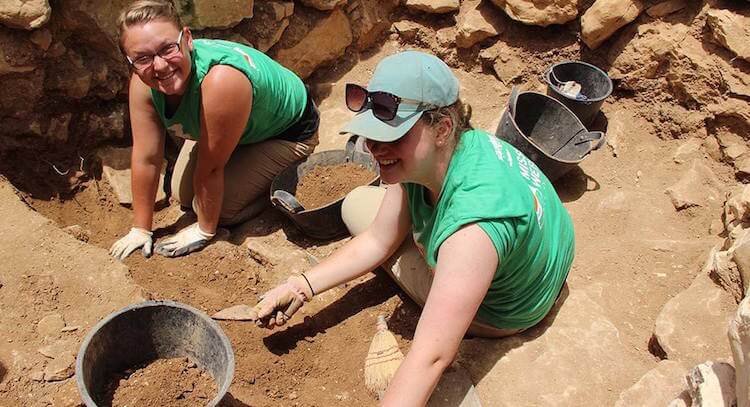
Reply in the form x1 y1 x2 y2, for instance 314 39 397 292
0 3 747 405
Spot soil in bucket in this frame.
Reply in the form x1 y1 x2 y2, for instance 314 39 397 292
295 162 377 209
99 357 218 406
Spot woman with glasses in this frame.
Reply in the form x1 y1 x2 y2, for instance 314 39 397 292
252 51 575 405
109 0 319 260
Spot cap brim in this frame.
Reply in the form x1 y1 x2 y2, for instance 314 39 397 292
339 108 424 143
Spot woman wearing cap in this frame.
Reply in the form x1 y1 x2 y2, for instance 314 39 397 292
109 0 319 260
254 51 575 405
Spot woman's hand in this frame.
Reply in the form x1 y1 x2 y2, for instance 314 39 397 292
109 227 153 261
253 275 313 328
154 222 215 257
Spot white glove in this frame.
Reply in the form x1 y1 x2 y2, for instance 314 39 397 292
254 275 314 328
109 227 153 261
154 222 215 257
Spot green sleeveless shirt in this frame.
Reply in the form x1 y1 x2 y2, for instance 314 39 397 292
151 39 306 145
404 129 575 329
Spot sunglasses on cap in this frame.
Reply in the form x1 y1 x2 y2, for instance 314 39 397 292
345 83 437 122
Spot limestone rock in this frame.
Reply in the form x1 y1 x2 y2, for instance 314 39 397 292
275 9 352 79
581 0 644 49
43 352 75 382
725 185 750 232
404 0 459 14
667 36 725 107
247 238 318 274
687 361 736 407
428 364 482 407
436 26 456 50
707 245 744 303
489 0 579 27
38 339 76 359
456 0 504 49
0 26 41 75
708 99 750 132
44 50 92 99
300 0 347 11
240 1 292 52
83 106 127 142
348 0 399 50
479 42 524 85
97 147 168 207
180 0 254 29
706 9 750 63
392 20 424 41
646 0 687 18
673 138 703 164
652 272 735 366
615 360 687 407
0 0 51 30
729 296 750 407
608 22 687 91
458 286 644 405
36 313 65 338
664 160 721 210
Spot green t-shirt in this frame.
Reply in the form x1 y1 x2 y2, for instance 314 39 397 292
151 39 306 145
405 129 575 329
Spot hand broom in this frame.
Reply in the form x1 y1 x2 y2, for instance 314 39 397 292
364 314 404 399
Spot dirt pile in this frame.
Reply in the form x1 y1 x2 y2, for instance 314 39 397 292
296 162 378 209
101 357 217 407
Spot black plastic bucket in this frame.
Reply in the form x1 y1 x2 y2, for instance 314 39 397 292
495 87 605 182
544 61 612 127
76 301 235 407
270 136 380 240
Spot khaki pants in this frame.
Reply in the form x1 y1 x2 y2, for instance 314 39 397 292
172 134 318 226
341 186 523 338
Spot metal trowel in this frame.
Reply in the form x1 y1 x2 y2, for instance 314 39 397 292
212 304 259 321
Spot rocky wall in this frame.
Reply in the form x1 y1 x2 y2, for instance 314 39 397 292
0 0 748 162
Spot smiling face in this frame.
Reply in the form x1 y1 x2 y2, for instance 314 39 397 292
365 118 443 186
121 19 193 95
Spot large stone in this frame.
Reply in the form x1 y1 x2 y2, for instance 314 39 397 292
96 147 168 207
479 42 524 85
725 185 750 232
664 160 722 210
652 272 736 366
43 352 75 382
240 1 293 52
615 360 687 407
0 26 41 75
347 0 399 50
581 0 644 49
275 9 352 79
180 0 254 29
706 9 750 63
36 313 65 338
489 0 579 27
729 295 750 407
646 0 687 18
428 364 482 407
458 286 645 405
404 0 459 14
687 361 736 407
667 36 725 107
673 138 704 164
0 0 51 30
57 0 132 53
44 50 92 99
456 0 503 49
300 0 347 11
608 22 688 91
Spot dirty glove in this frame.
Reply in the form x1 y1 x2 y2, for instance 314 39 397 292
110 227 153 261
154 222 215 257
254 275 314 328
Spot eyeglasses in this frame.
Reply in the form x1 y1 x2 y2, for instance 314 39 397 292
345 83 437 122
126 31 184 71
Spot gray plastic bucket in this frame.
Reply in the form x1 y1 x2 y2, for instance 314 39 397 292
544 60 613 127
495 87 605 182
270 135 380 240
76 300 235 407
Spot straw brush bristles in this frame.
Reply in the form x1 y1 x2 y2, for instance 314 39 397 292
364 315 404 399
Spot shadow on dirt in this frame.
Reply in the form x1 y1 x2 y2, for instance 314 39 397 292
219 392 251 407
0 360 6 383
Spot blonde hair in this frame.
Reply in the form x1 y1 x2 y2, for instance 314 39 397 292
117 0 182 45
421 98 473 147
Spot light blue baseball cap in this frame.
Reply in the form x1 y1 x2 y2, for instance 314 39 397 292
340 51 460 143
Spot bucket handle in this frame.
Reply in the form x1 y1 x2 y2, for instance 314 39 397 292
575 131 606 154
345 135 368 162
271 190 305 214
508 86 520 118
